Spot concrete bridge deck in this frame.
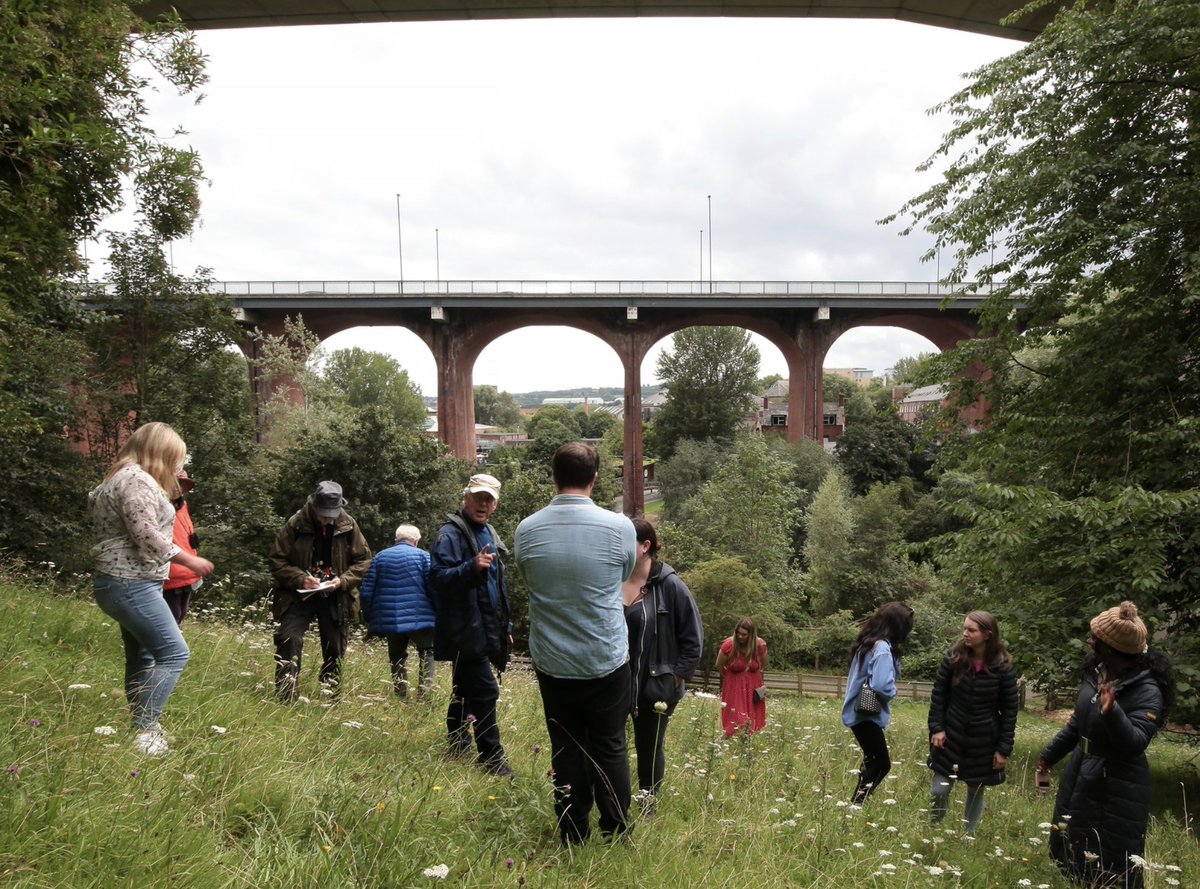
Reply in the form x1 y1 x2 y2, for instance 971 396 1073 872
133 0 1058 41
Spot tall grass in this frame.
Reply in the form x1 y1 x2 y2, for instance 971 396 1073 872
1 575 1196 888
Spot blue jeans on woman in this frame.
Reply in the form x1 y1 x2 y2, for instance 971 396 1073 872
94 573 190 729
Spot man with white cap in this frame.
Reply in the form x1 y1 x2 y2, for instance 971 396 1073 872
269 480 372 701
430 473 513 777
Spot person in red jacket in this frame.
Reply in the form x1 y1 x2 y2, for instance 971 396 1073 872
162 469 203 625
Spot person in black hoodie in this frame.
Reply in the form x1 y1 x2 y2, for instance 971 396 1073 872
1037 601 1175 889
622 518 703 813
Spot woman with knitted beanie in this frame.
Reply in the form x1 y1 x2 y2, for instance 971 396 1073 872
1037 601 1175 889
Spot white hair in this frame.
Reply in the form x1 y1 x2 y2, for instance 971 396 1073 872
394 523 421 544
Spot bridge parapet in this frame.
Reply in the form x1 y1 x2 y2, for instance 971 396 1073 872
206 279 1001 298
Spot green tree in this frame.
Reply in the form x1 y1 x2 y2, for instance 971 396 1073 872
886 0 1200 705
249 314 324 444
682 557 769 675
803 467 855 616
319 347 426 431
672 435 802 584
835 409 926 495
524 405 582 468
656 438 724 522
574 407 618 440
273 409 463 555
0 3 206 568
474 385 523 429
890 353 939 386
650 327 760 459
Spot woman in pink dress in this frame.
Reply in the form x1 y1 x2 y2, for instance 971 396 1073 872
716 618 768 736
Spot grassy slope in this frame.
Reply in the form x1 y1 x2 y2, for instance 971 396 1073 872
1 577 1196 888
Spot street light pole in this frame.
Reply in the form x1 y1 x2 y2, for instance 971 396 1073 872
435 228 441 292
395 193 405 290
699 229 704 290
707 194 713 294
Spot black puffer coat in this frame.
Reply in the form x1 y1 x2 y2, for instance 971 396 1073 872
1041 667 1165 889
927 653 1019 785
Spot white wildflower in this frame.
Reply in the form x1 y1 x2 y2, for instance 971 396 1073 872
210 725 228 734
68 684 91 690
422 864 449 879
341 720 364 730
93 725 117 736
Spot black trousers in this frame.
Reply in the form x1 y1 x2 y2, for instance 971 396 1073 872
447 654 504 764
850 720 892 804
274 594 346 700
387 629 435 697
631 706 672 795
536 663 632 844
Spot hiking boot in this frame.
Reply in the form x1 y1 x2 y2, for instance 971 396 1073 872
481 757 514 778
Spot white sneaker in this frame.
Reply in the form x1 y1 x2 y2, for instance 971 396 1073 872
133 728 168 756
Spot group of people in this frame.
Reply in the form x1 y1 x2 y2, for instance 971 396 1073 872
87 423 1177 875
840 600 1175 889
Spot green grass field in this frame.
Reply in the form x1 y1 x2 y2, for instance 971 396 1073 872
2 575 1196 888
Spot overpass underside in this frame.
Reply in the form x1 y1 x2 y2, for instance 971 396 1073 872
134 0 1056 41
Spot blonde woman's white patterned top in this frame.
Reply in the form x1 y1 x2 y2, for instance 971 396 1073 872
89 463 180 580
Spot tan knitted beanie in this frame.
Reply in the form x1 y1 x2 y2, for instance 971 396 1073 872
1089 601 1148 655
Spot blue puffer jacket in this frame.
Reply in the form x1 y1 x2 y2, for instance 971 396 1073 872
359 542 435 635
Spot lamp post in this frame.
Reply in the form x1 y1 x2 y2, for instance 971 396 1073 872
435 228 441 292
395 193 405 290
699 229 704 290
707 194 713 294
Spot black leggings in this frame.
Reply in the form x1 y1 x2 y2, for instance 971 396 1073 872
850 720 891 804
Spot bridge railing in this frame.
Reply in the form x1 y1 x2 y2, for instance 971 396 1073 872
203 279 999 297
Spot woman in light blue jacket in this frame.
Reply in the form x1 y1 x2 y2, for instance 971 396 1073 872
842 601 915 805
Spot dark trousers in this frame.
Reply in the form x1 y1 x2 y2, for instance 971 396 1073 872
850 720 892 804
536 664 632 844
162 584 194 626
631 707 672 795
274 594 347 700
387 630 435 698
448 655 504 764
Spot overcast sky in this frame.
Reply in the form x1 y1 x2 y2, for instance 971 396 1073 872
119 17 1018 396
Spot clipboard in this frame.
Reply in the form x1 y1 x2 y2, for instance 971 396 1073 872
299 579 337 597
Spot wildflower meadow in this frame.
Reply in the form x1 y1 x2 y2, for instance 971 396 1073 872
2 574 1196 888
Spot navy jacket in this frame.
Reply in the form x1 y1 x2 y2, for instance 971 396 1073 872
429 511 510 671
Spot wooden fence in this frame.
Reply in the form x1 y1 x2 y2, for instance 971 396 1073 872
510 658 1032 708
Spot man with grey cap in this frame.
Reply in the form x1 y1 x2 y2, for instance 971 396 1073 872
430 473 513 777
269 480 372 701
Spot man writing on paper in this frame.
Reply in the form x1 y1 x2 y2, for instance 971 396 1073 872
269 480 372 701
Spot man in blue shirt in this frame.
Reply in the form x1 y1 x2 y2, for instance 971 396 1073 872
430 474 513 777
514 443 638 844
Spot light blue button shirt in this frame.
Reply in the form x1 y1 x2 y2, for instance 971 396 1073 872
841 639 899 729
514 494 637 679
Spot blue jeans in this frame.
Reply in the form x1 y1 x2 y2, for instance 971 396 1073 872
94 573 190 729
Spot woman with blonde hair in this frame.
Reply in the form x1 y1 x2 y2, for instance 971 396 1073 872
89 422 213 756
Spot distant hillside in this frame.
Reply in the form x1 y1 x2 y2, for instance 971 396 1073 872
424 387 664 409
511 386 662 408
